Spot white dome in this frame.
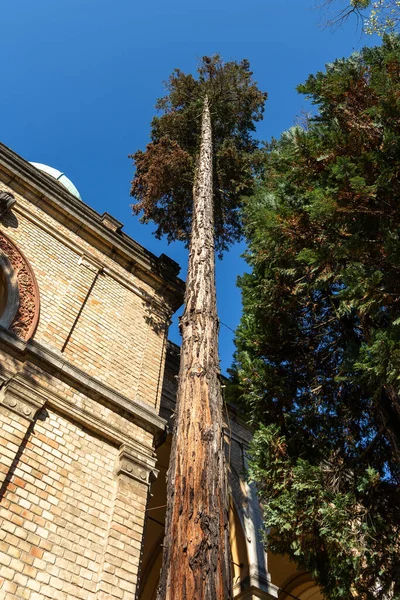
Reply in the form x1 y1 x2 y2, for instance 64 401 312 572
30 162 82 200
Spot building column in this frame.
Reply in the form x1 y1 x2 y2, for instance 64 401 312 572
96 443 158 600
232 447 279 600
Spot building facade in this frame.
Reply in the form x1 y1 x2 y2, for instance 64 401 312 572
0 143 322 600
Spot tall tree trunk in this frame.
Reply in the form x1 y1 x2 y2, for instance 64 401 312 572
157 97 233 600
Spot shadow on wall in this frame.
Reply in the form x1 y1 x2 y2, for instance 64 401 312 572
0 406 49 504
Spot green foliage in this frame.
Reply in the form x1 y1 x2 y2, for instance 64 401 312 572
130 56 267 255
235 37 400 599
248 425 398 598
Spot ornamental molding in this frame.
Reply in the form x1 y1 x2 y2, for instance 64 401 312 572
0 143 185 313
0 231 40 340
78 254 103 273
0 363 161 455
117 443 158 486
0 327 167 436
10 202 173 321
100 212 123 233
0 375 47 422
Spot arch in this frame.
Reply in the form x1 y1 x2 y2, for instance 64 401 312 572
0 232 40 340
279 573 323 600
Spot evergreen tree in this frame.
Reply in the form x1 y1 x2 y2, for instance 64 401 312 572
130 56 266 600
235 37 400 599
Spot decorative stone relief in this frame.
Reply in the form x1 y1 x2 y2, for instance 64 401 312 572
0 232 40 340
117 443 158 486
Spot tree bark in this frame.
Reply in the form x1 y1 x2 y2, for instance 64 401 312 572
156 97 233 600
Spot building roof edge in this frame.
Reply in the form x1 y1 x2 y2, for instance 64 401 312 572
0 142 185 312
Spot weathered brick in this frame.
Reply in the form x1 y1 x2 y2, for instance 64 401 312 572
0 149 181 600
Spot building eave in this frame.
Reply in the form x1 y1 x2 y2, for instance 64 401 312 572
0 142 185 313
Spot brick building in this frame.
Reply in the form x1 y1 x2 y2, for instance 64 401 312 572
0 143 322 600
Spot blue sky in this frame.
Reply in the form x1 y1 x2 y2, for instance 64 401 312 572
1 0 377 373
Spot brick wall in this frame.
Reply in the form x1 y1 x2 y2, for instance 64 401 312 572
0 146 180 599
0 180 169 409
0 400 152 600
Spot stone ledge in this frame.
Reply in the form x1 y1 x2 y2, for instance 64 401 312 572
0 326 167 436
0 366 159 457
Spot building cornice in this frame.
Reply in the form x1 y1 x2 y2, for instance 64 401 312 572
0 326 166 436
0 142 184 312
11 201 172 319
